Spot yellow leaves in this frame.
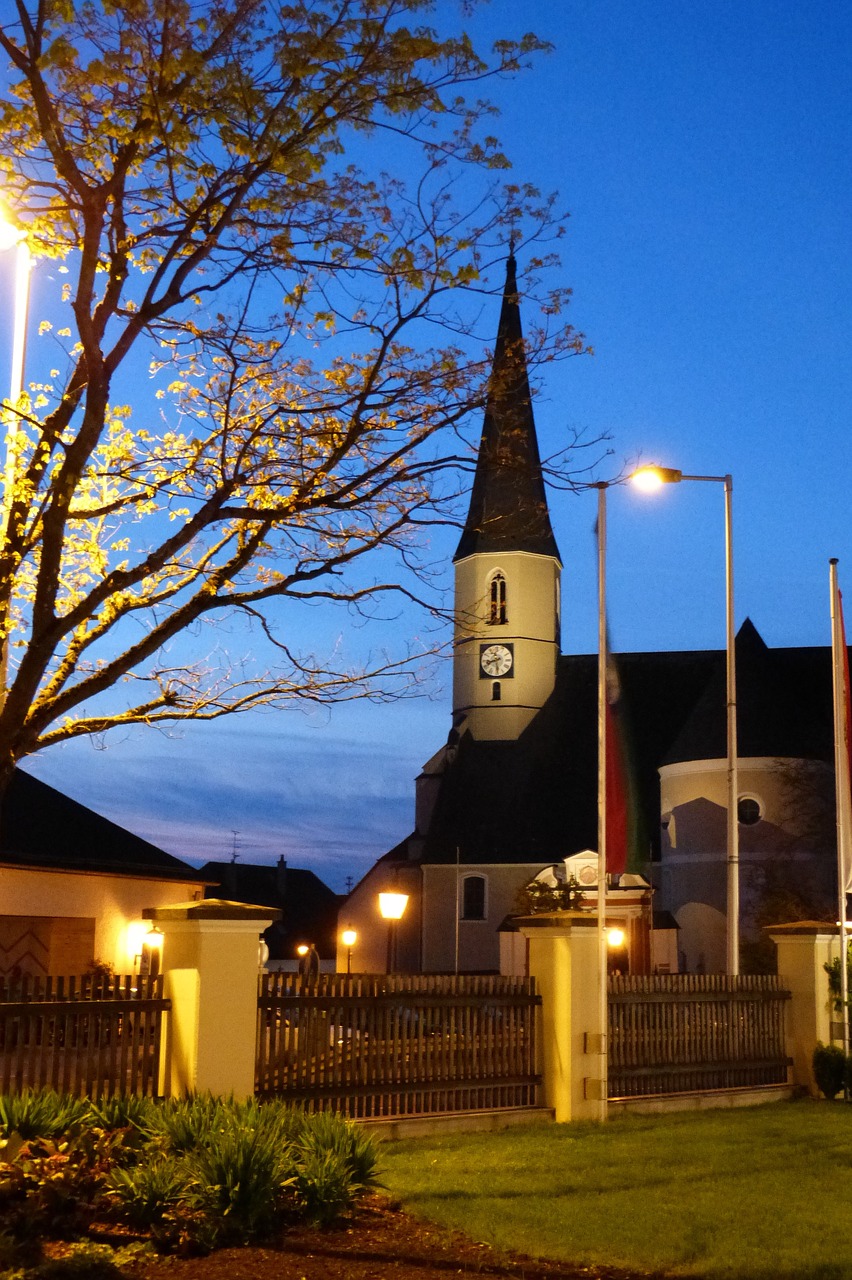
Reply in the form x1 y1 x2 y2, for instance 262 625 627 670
38 320 53 336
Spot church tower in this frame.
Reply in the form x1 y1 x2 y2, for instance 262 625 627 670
452 253 562 741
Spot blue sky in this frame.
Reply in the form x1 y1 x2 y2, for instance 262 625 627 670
17 0 852 891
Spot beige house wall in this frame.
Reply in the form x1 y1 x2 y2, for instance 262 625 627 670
0 865 204 975
453 551 560 741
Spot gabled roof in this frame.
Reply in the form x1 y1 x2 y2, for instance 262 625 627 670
454 253 560 563
408 623 838 867
198 859 342 960
0 768 201 882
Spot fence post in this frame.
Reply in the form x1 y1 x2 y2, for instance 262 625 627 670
518 913 603 1123
766 922 840 1097
143 899 279 1100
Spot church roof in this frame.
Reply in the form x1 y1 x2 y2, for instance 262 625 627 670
411 623 838 867
454 254 561 563
0 768 201 881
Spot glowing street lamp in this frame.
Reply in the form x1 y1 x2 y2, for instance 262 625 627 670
378 891 409 975
630 464 739 975
341 925 357 975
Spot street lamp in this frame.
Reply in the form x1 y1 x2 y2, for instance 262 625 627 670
0 205 31 708
341 925 357 975
630 465 739 975
378 891 408 975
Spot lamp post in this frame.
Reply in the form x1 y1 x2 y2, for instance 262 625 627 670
341 926 357 975
630 465 739 975
0 208 31 709
378 891 408 975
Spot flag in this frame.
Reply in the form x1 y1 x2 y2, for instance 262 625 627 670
831 564 852 894
604 648 646 876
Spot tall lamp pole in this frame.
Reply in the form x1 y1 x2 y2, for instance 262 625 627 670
596 482 609 1121
631 466 739 976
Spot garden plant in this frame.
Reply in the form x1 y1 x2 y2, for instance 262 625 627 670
0 1089 381 1273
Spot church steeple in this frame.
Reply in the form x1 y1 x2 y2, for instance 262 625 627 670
454 252 560 563
451 253 562 742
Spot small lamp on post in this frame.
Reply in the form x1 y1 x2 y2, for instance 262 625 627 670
378 891 409 975
341 926 357 976
142 926 164 981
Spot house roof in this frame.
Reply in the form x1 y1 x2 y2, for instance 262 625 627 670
197 859 342 960
407 622 838 868
454 253 560 563
0 768 202 882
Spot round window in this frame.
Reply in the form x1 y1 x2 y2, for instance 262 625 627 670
737 796 762 826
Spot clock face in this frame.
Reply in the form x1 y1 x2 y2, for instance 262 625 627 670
480 642 514 678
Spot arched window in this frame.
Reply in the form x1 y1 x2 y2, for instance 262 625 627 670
491 681 501 702
462 874 487 921
489 571 507 625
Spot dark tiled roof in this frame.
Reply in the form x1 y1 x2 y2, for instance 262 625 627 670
414 624 838 867
0 768 201 881
454 254 560 562
198 860 342 960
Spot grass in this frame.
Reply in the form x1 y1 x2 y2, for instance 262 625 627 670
380 1099 852 1278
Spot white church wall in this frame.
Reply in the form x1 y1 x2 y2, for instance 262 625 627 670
421 862 542 972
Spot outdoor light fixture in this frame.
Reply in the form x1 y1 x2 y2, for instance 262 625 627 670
378 891 408 974
607 927 626 949
378 892 408 920
341 926 357 975
630 462 739 975
296 943 309 957
629 465 684 492
142 926 164 980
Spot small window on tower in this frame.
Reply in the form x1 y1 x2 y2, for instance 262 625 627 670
489 571 507 625
491 681 501 702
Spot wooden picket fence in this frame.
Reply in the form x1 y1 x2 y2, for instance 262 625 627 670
256 972 542 1118
608 973 791 1098
0 973 169 1098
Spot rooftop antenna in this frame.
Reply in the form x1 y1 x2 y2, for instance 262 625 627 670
230 830 241 863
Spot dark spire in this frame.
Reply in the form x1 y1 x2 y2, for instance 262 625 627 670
454 253 561 563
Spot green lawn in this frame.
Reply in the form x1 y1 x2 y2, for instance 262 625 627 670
380 1100 852 1279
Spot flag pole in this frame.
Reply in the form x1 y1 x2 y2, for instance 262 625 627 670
596 483 609 1121
830 559 850 1067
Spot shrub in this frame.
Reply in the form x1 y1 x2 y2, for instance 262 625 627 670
84 1096 155 1135
186 1120 295 1243
0 1093 88 1142
104 1158 190 1228
144 1094 227 1155
813 1042 847 1099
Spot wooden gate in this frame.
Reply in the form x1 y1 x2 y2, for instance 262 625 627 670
608 973 791 1098
257 972 541 1118
0 973 169 1098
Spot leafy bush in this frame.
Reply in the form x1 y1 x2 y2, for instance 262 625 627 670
186 1121 295 1243
0 1093 88 1142
104 1158 190 1228
0 1091 382 1251
84 1096 155 1135
813 1042 847 1099
144 1094 228 1155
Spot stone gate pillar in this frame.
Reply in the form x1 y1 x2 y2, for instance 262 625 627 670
143 899 279 1099
518 912 605 1123
767 921 841 1097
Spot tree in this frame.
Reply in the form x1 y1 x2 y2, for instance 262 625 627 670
0 0 592 792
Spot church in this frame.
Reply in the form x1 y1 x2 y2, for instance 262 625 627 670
342 255 839 977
